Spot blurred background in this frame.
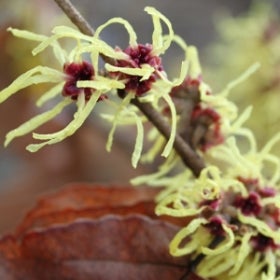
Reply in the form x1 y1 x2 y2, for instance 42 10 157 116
0 0 279 233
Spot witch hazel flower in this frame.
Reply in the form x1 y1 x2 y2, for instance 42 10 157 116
171 58 260 154
131 44 207 186
0 25 125 152
143 84 280 277
170 75 224 152
155 160 280 279
158 39 223 152
100 7 186 97
129 38 204 170
133 47 259 188
140 36 259 164
153 130 280 279
0 7 190 168
110 43 163 97
131 45 223 185
93 7 189 160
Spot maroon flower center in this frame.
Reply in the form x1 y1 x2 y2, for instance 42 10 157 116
114 44 163 96
251 234 278 252
121 44 163 70
62 61 94 101
205 216 225 236
234 192 262 216
200 198 220 211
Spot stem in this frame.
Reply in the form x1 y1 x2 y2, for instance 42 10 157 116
53 0 205 177
53 0 94 36
131 99 205 177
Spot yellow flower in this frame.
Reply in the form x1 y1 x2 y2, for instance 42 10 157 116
155 137 280 279
0 26 125 153
132 49 259 189
136 71 280 276
94 7 190 161
0 7 196 168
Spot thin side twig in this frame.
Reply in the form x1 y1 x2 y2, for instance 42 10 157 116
53 0 205 177
53 0 94 36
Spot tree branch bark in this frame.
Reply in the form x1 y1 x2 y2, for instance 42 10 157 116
53 0 94 36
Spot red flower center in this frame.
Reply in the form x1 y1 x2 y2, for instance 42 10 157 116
122 44 163 69
205 216 225 236
251 234 278 252
63 61 94 101
114 44 163 96
234 192 262 216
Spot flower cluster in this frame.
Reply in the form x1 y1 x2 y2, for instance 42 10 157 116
0 7 190 167
153 129 280 279
1 25 126 152
131 5 280 278
170 76 224 152
2 4 280 279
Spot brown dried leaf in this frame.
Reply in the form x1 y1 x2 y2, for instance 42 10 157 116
22 184 159 212
16 184 159 235
1 216 189 280
20 202 157 233
0 185 196 279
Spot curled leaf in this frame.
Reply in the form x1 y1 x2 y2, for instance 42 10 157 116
0 184 193 279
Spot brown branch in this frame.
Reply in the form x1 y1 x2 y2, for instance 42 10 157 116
131 99 205 177
53 0 94 36
53 0 205 177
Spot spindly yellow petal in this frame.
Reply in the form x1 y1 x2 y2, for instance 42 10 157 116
94 18 137 47
105 63 154 79
229 233 254 275
36 82 64 107
238 212 280 242
161 93 177 158
5 99 71 146
130 111 144 168
201 224 235 255
8 27 47 41
144 6 174 55
106 92 134 152
77 79 124 91
187 46 202 78
169 218 207 256
0 66 63 103
27 92 100 152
